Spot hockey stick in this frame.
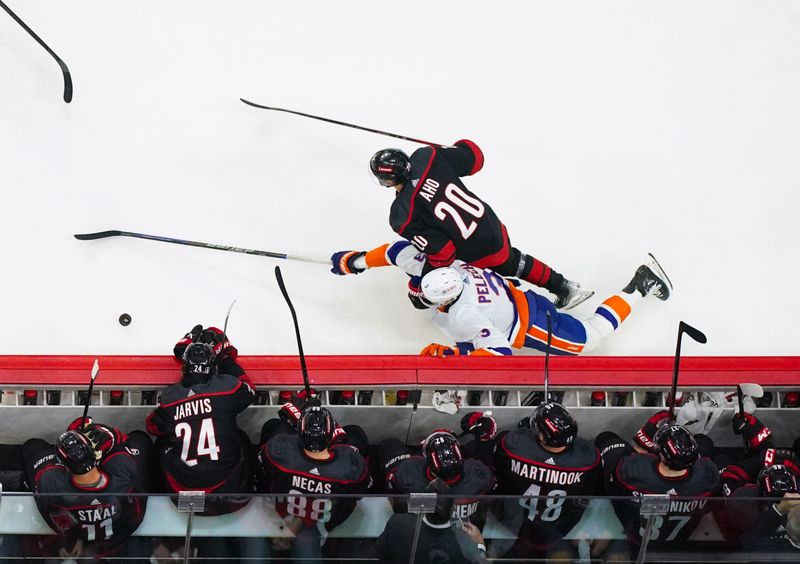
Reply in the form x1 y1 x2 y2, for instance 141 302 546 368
222 299 237 340
0 0 72 103
274 266 315 401
80 359 100 428
240 98 449 148
668 321 707 421
544 311 553 403
74 230 329 265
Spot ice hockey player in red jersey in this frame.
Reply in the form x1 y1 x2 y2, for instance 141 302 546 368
22 419 152 559
256 406 371 561
717 412 800 551
493 402 602 560
596 412 721 560
331 142 594 310
146 325 255 515
379 428 496 529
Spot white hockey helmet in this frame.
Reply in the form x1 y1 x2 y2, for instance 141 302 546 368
421 268 464 305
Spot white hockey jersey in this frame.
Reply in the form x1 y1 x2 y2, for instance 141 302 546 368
385 241 532 355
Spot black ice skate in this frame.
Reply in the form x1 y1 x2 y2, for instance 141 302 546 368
623 253 673 301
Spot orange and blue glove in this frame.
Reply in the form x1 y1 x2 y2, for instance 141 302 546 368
331 251 366 275
420 343 460 357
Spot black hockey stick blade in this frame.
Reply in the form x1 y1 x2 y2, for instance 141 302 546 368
74 229 329 264
678 321 707 344
274 266 313 399
240 98 448 148
0 0 72 103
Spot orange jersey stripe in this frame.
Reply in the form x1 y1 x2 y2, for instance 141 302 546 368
364 244 391 268
527 324 585 354
602 295 632 322
507 284 530 349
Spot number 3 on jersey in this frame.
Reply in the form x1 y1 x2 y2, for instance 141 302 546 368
433 183 485 240
175 418 220 467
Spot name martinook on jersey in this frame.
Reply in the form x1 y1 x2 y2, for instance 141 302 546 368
511 459 584 485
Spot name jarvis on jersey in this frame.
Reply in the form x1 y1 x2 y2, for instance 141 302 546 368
173 398 213 420
511 459 584 485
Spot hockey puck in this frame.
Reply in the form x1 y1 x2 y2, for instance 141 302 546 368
118 313 132 326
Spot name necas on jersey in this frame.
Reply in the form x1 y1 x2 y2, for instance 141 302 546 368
146 371 254 491
258 433 372 531
32 448 146 549
388 456 496 521
494 427 602 546
389 141 509 270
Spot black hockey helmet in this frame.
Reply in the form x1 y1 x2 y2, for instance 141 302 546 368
422 430 464 482
653 424 699 470
181 342 218 386
299 406 335 452
531 402 577 448
56 430 97 475
370 149 411 187
758 464 799 497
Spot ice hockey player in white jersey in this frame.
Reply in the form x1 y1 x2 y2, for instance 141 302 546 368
331 241 671 356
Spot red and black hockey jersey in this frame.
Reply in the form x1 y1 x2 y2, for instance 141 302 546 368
30 444 146 551
387 455 496 524
494 428 602 548
389 140 510 273
258 433 371 531
600 437 720 546
146 370 254 492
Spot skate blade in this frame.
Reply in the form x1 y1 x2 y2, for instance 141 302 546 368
646 253 673 292
561 290 595 310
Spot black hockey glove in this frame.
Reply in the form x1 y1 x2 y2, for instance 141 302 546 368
634 410 671 452
198 326 238 361
460 411 497 441
733 412 772 452
173 324 204 360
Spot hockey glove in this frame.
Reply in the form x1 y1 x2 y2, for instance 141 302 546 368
420 343 460 357
633 410 671 453
173 324 204 360
733 412 772 451
278 401 304 430
67 416 92 431
85 424 126 459
331 423 348 445
762 448 800 476
330 251 366 275
408 276 434 310
198 326 238 361
460 411 497 441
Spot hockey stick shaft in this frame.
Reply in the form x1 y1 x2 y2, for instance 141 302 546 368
274 266 313 398
74 230 329 265
544 311 553 403
80 359 100 428
668 321 708 421
222 299 237 338
0 0 72 103
240 98 449 148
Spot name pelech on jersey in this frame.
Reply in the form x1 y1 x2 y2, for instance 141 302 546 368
258 433 371 531
147 372 254 490
389 142 507 269
494 428 602 546
388 456 496 522
607 453 721 545
33 449 146 549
